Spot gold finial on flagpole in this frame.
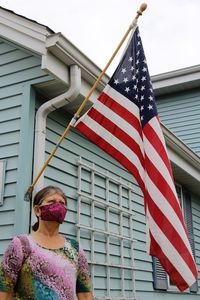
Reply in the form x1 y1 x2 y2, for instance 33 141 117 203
136 3 147 20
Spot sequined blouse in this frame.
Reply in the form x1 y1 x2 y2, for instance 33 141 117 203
0 234 91 299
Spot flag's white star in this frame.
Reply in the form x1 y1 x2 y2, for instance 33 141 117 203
136 59 139 65
136 50 140 56
140 95 144 101
140 105 144 111
114 79 119 85
132 75 136 81
141 115 144 121
149 95 154 101
135 94 138 99
121 68 126 74
141 76 146 81
148 104 153 110
149 88 153 93
130 66 135 71
133 85 137 90
125 87 130 93
137 41 141 46
141 85 145 91
123 77 128 83
142 67 147 72
128 57 133 62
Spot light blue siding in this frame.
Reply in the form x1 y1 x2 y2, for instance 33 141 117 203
0 39 50 256
156 89 200 155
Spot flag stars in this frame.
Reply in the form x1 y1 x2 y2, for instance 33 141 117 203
149 95 154 101
136 50 140 56
142 67 147 72
121 68 126 74
148 104 153 110
140 95 144 101
141 85 145 91
130 66 135 71
141 76 146 81
123 77 128 83
128 56 133 62
133 84 137 90
140 105 144 111
132 75 136 81
125 87 130 93
136 59 140 65
114 79 119 85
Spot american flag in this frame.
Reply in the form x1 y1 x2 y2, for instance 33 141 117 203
75 26 198 291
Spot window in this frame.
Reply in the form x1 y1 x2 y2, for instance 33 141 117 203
153 184 198 293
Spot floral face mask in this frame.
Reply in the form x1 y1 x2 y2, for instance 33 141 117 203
40 202 67 224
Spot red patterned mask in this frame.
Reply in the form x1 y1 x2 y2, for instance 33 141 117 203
40 202 67 224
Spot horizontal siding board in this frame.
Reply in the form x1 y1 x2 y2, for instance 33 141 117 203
1 66 47 87
0 42 15 54
0 94 22 109
0 49 31 65
0 130 20 146
1 56 41 75
0 119 21 135
0 144 19 159
0 106 21 122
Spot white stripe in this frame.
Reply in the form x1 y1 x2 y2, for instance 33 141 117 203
147 208 196 287
103 84 139 117
93 99 144 156
80 115 145 181
143 133 178 202
145 172 193 256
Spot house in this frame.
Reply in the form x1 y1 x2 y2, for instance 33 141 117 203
0 6 199 299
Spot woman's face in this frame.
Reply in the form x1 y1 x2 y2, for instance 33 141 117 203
34 193 67 218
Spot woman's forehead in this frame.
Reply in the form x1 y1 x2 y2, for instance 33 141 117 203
43 193 66 201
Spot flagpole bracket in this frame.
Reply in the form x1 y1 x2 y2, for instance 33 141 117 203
69 114 80 127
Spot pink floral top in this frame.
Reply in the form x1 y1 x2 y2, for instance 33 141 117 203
0 234 91 299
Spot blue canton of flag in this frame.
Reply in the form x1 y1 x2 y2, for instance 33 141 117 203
109 27 157 128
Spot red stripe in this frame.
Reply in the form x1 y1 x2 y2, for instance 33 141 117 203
87 107 145 167
149 232 190 292
98 92 143 139
145 190 196 272
144 119 174 179
76 121 145 191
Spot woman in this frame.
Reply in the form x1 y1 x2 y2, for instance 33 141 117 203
0 186 93 300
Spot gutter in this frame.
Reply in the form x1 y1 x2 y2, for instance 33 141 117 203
33 64 81 194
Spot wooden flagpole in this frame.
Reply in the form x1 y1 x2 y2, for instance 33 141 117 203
25 3 147 200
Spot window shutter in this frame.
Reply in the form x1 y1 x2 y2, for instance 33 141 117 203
183 190 198 293
152 257 168 290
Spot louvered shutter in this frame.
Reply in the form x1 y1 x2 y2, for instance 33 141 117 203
152 257 168 290
183 190 198 293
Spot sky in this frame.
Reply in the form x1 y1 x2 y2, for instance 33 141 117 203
0 0 199 76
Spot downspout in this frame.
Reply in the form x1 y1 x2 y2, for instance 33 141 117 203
33 64 81 194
